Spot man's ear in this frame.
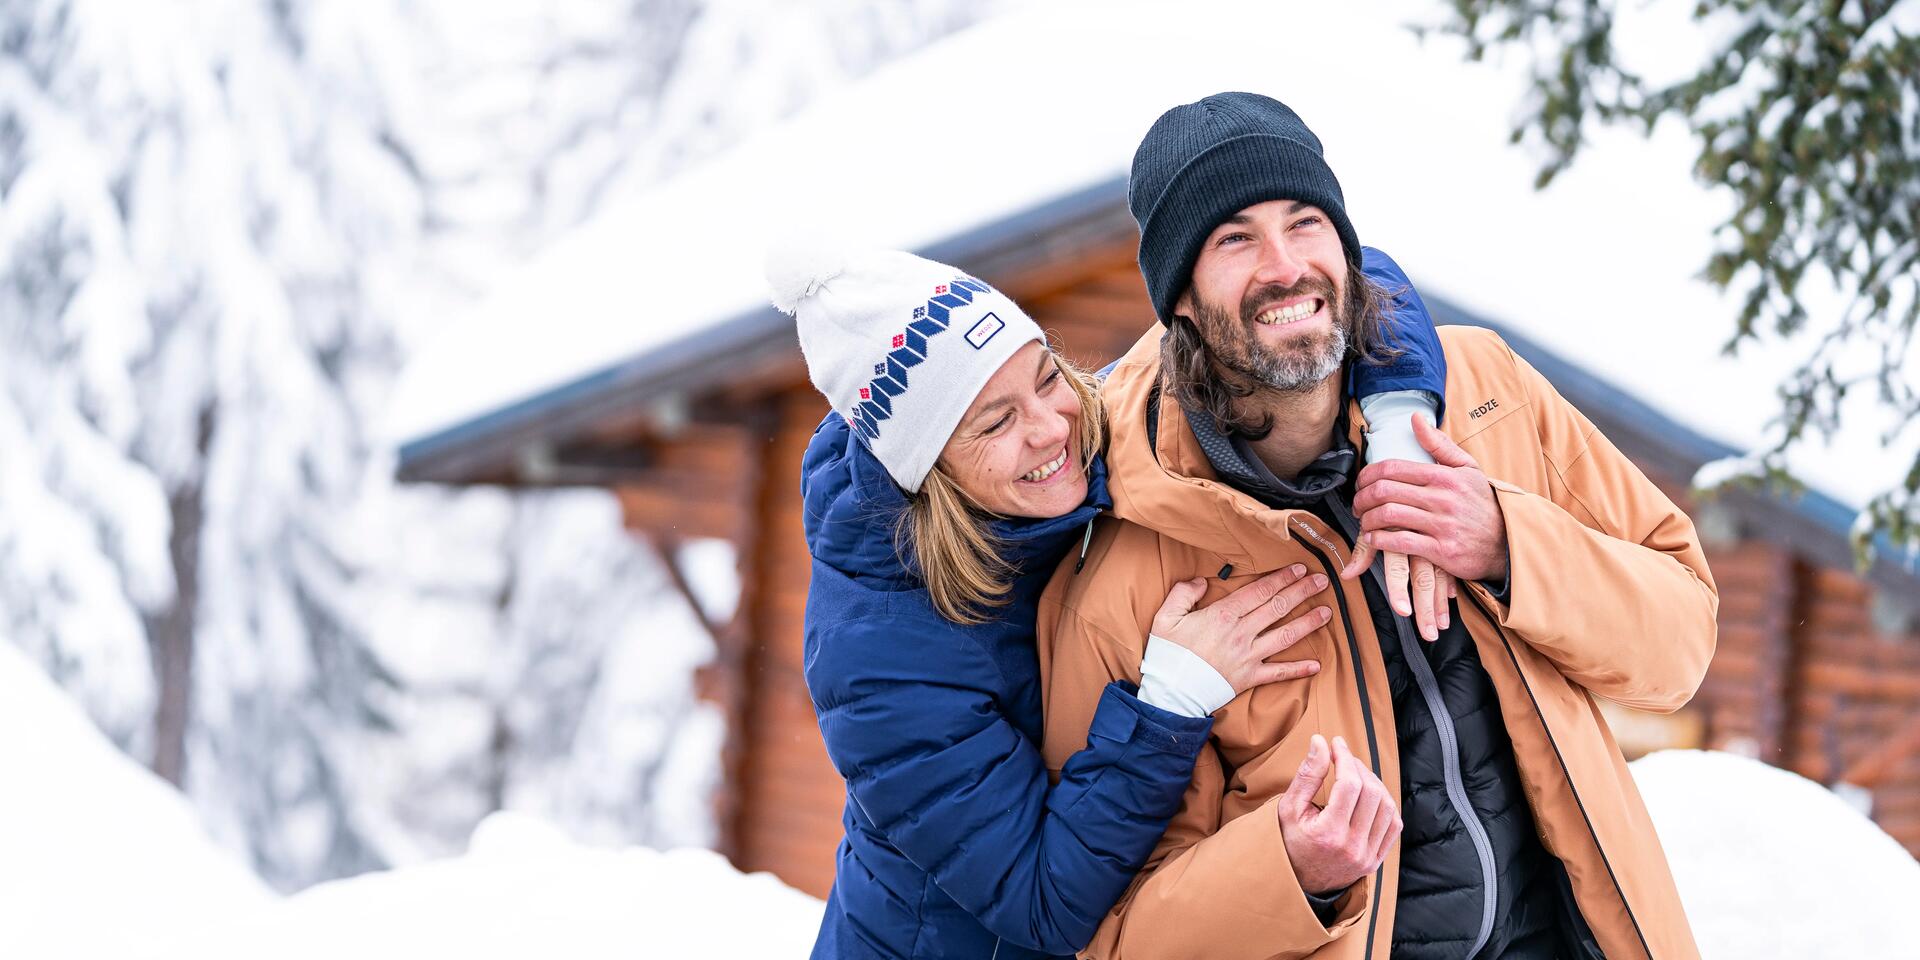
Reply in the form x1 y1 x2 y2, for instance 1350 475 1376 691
1171 288 1195 325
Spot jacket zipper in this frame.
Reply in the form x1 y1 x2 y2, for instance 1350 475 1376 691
1291 533 1383 960
1324 497 1499 957
1460 589 1655 959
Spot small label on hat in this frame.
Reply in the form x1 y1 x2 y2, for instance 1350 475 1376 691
965 313 1005 350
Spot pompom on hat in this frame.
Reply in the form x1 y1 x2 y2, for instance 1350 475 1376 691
767 235 1044 493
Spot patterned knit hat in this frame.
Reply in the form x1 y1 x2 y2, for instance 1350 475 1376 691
1129 92 1361 325
768 242 1044 492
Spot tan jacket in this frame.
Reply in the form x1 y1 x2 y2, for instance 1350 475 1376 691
1037 325 1717 960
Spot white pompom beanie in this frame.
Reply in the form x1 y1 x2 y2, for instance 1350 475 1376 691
768 242 1044 493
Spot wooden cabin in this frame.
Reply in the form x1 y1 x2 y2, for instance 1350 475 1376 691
396 176 1920 897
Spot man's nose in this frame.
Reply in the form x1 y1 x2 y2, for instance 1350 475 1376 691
1252 236 1307 289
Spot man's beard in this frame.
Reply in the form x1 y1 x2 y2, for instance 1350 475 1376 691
1190 276 1350 393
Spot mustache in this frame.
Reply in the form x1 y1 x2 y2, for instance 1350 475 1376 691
1239 277 1337 324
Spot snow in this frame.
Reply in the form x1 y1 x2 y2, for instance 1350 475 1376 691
7 642 1914 957
0 643 272 958
1632 749 1920 957
390 0 1917 520
186 812 824 960
0 643 811 959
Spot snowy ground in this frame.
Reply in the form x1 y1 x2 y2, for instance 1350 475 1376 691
5 645 1915 958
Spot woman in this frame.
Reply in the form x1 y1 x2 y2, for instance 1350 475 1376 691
771 243 1444 959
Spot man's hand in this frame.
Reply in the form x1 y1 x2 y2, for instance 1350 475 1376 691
1343 416 1508 592
1377 551 1456 643
1276 734 1402 897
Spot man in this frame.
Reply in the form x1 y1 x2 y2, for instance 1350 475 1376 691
1036 92 1717 959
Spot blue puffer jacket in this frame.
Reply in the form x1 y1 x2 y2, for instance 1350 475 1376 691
801 418 1213 960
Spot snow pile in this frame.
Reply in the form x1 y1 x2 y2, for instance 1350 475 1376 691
0 643 817 959
7 639 1914 958
0 644 271 957
188 813 824 960
1633 749 1920 957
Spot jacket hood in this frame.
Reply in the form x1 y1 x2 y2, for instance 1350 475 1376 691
1098 326 1371 573
800 413 1112 588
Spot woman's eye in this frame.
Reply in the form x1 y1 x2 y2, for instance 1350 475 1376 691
1040 369 1063 389
983 414 1012 435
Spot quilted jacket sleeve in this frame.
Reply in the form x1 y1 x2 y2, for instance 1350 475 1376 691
1349 246 1448 419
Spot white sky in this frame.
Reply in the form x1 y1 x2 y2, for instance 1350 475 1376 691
385 0 1916 511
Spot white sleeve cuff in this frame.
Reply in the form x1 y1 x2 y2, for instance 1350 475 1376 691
1360 389 1439 465
1137 634 1236 717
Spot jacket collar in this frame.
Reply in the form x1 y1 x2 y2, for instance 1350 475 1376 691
1177 398 1357 510
800 413 1112 587
1101 326 1367 572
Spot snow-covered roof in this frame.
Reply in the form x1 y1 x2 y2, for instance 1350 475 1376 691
387 0 1915 537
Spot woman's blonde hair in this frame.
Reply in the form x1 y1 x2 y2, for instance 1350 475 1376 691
898 348 1106 624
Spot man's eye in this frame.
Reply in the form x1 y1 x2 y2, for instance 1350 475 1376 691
1215 233 1249 246
1293 216 1322 229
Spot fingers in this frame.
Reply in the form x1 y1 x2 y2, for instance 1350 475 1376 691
1281 734 1331 815
1359 530 1443 567
1150 577 1207 633
1254 604 1331 658
1435 569 1454 631
1214 564 1306 618
1352 476 1446 516
1354 458 1450 492
1253 657 1321 686
1348 762 1384 837
1322 737 1361 825
1383 550 1412 617
1366 801 1403 867
1244 572 1328 633
1358 501 1446 537
1339 536 1375 581
1411 556 1438 642
1415 414 1479 469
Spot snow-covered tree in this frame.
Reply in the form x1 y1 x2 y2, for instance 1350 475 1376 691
1430 0 1920 555
1 0 1000 890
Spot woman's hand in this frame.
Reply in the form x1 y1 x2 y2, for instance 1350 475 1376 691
1150 565 1329 695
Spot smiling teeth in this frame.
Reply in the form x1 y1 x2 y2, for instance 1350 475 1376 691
1023 448 1068 482
1257 300 1320 325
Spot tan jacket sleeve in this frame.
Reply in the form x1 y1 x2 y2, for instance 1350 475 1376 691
1467 343 1720 714
1040 605 1367 960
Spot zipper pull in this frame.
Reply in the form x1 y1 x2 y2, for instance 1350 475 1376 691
1073 515 1097 574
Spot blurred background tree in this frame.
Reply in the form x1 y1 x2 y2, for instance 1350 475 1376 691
1431 0 1919 557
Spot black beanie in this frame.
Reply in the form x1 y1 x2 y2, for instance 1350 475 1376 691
1128 92 1360 325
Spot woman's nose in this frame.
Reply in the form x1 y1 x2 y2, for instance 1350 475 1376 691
1028 400 1073 449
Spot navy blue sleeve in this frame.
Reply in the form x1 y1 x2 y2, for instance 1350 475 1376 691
1348 246 1448 423
807 610 1211 954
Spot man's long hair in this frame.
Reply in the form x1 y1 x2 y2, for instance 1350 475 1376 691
1161 248 1405 441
